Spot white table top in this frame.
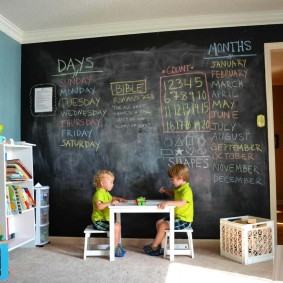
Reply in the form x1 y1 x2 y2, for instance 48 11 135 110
109 200 175 212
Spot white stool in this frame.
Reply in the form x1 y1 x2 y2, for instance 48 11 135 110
83 225 110 259
164 227 194 258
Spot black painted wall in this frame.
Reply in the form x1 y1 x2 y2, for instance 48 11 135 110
21 25 283 239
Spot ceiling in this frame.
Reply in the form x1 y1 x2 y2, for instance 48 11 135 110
1 0 283 44
0 0 283 84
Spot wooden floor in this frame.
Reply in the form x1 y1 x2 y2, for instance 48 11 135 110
273 245 283 281
277 204 283 244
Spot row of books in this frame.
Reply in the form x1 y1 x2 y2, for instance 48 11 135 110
6 159 32 182
6 185 35 215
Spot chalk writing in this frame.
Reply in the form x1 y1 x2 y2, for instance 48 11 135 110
210 111 239 119
112 93 154 104
58 76 93 87
60 119 101 127
211 70 248 78
110 79 146 96
213 175 262 185
59 87 96 96
57 57 94 73
213 163 260 174
61 129 92 138
211 143 262 152
161 135 210 169
166 156 210 168
212 100 236 109
204 39 264 186
59 97 100 107
206 41 252 57
211 80 244 88
211 90 238 99
210 59 247 68
212 152 254 161
60 110 106 117
60 139 100 150
160 73 210 133
110 79 154 130
51 56 105 150
162 64 193 75
211 132 251 141
210 122 236 131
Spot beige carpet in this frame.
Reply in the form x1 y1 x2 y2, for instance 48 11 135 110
7 238 273 283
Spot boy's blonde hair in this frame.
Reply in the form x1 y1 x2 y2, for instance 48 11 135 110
168 164 189 181
93 170 114 187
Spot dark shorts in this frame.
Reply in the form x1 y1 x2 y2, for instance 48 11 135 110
163 216 192 230
92 221 109 231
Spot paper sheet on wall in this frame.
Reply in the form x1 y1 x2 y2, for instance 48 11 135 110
34 87 53 113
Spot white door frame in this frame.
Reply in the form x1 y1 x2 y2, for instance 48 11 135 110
264 42 283 244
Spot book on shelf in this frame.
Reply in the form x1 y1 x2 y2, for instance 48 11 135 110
7 185 19 214
12 186 23 213
15 185 29 211
6 167 21 173
6 185 35 214
6 192 12 215
6 171 26 181
23 187 36 206
6 159 32 181
6 159 32 178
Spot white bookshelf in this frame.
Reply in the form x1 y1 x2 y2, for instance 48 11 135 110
0 144 35 251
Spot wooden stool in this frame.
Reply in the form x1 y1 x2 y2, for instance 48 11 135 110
164 227 194 258
83 225 110 259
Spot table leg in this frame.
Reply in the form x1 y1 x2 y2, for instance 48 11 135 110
117 213 121 243
109 210 115 261
169 207 175 261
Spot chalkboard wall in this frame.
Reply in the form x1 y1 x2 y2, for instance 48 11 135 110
21 25 282 239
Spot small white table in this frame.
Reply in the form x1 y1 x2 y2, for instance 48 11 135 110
109 200 175 261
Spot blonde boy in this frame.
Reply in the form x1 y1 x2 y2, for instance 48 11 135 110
92 170 128 257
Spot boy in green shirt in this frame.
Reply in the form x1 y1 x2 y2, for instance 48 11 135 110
92 170 128 257
143 163 194 256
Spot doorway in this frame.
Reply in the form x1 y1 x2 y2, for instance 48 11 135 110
265 42 283 244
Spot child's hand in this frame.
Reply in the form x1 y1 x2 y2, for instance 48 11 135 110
111 200 119 206
159 187 166 194
119 198 128 203
158 201 168 209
